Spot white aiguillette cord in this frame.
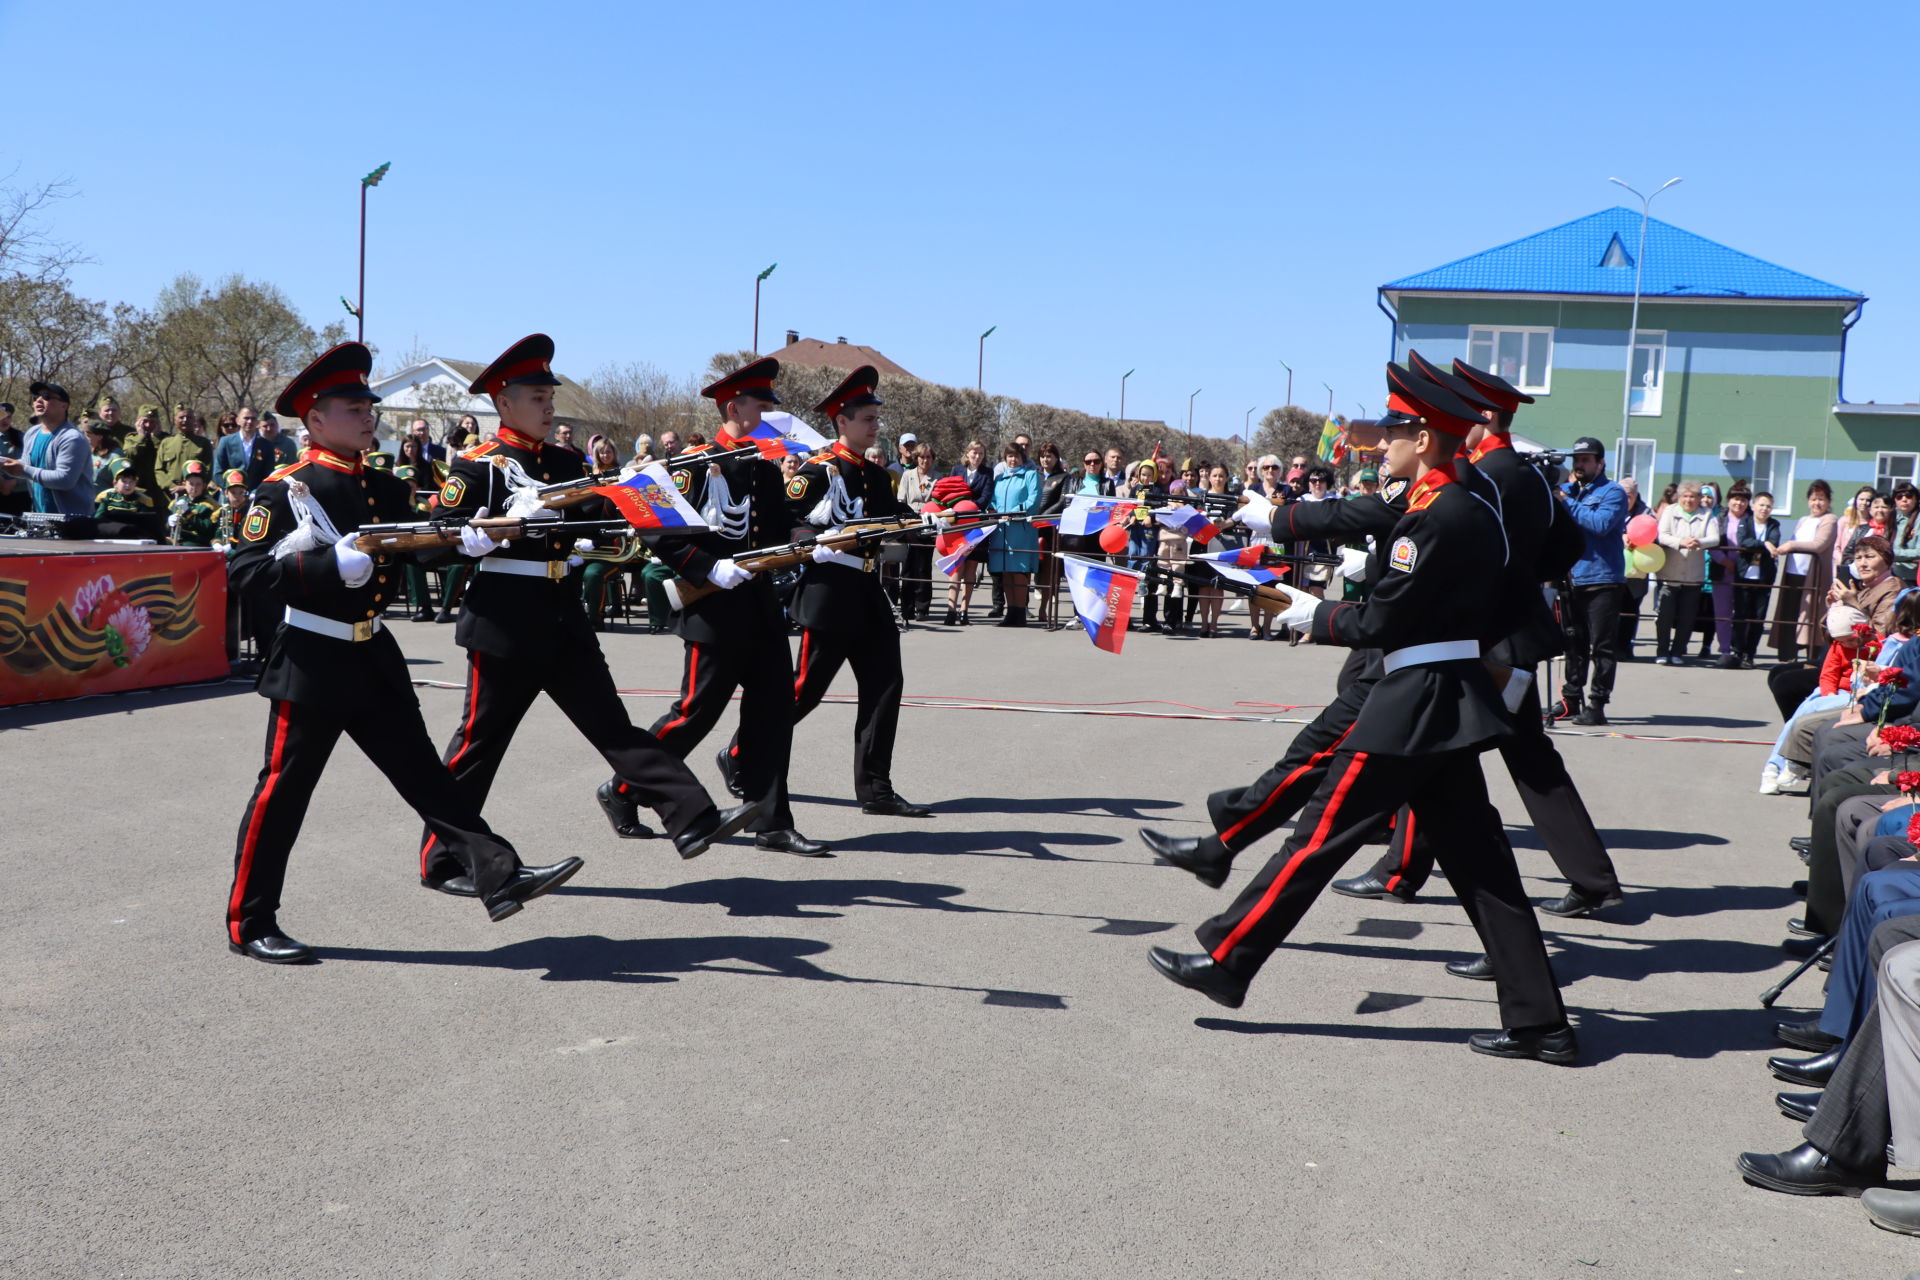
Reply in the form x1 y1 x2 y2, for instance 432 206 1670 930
272 478 344 559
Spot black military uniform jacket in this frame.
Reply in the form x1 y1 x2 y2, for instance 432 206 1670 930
434 427 596 662
649 432 793 647
229 447 414 707
1275 478 1409 690
1308 464 1511 756
1465 436 1584 669
784 442 910 635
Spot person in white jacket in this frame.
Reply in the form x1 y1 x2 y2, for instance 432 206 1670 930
1653 481 1721 665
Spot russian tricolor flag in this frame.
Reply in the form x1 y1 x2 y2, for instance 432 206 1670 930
935 522 994 577
590 463 709 529
1192 544 1288 587
1152 503 1220 543
1061 555 1142 654
1061 494 1136 537
750 411 831 458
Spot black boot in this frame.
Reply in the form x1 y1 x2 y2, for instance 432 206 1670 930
997 606 1028 628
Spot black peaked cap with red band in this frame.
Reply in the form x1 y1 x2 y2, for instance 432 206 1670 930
274 342 382 419
468 334 564 397
815 365 882 421
1407 350 1500 415
1381 363 1487 438
1450 358 1535 413
701 356 782 408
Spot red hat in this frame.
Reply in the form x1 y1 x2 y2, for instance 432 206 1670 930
1407 350 1499 416
1450 358 1535 413
1381 364 1485 438
468 334 563 397
815 365 882 421
701 357 782 409
274 342 382 420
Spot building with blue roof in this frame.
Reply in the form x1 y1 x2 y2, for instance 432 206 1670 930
1379 208 1912 509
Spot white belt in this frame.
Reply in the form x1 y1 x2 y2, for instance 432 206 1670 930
478 557 570 580
1381 640 1480 673
284 606 383 643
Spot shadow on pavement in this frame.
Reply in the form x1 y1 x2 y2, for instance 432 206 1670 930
1610 713 1771 730
793 794 1183 821
0 676 250 728
321 933 1071 1007
1591 883 1799 922
828 827 1131 862
1508 827 1731 851
555 875 1174 936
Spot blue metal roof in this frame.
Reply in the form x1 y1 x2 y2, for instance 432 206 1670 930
1381 208 1863 302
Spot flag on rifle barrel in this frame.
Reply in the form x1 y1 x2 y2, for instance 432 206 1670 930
1151 503 1219 543
1061 555 1142 654
750 411 831 458
935 522 994 577
591 463 708 529
1192 544 1289 587
1060 494 1136 537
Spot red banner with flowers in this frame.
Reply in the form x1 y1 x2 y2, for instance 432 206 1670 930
0 547 228 705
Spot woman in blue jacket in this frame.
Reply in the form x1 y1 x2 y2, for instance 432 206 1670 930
988 440 1041 627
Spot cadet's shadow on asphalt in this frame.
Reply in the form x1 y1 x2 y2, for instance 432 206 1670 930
321 933 1072 1008
827 827 1135 863
1507 827 1731 852
1298 925 1785 984
1601 713 1771 730
554 875 1175 935
792 793 1180 822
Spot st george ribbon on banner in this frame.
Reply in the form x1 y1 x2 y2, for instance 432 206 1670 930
1059 554 1142 654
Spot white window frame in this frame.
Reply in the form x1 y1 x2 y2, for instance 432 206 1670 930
1752 445 1797 516
1467 325 1554 394
1876 451 1919 494
1614 436 1657 501
1628 329 1667 417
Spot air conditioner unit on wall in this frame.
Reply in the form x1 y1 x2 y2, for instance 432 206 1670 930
1720 443 1748 463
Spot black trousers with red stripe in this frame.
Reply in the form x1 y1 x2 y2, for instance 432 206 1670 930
1361 669 1618 899
420 648 719 881
230 697 519 945
648 637 794 832
1202 677 1371 863
728 625 903 803
1196 746 1567 1030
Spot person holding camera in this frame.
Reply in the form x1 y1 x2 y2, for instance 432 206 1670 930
1556 437 1629 724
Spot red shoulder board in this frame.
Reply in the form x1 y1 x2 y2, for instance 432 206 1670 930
460 440 500 461
264 459 309 483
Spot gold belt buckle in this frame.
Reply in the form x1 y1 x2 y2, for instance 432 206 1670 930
350 619 376 642
547 560 567 580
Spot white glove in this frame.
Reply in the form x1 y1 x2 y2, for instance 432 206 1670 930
1338 546 1371 580
1235 493 1275 537
332 531 373 588
458 507 505 557
706 558 752 590
1266 583 1319 631
811 545 864 569
573 538 595 554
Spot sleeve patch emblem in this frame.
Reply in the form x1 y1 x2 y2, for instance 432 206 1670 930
673 470 692 494
1389 536 1417 573
786 477 809 499
439 476 466 506
1384 478 1409 502
240 505 271 541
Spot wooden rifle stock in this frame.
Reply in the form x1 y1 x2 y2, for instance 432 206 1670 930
351 516 537 553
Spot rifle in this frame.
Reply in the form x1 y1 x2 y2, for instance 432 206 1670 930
491 445 766 511
349 511 628 554
664 510 1033 611
1140 553 1339 615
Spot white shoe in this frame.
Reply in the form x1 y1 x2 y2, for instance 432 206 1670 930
1759 764 1781 795
1774 766 1807 793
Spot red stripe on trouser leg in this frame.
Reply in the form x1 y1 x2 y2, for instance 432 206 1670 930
793 631 811 700
1218 722 1355 848
1211 751 1370 962
654 645 701 741
421 651 485 871
229 701 293 943
1383 808 1416 894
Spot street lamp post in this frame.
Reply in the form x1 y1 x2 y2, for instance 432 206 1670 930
977 325 996 393
356 162 390 344
1187 388 1202 457
1244 406 1256 470
1322 382 1334 420
1280 360 1293 409
1607 176 1682 464
752 263 778 353
1119 367 1134 425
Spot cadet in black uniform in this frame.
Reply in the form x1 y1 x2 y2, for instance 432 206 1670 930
225 343 580 963
1147 366 1575 1063
740 366 930 817
636 357 824 855
420 335 763 894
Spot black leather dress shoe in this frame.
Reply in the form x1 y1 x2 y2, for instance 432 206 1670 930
1146 946 1248 1008
594 779 657 840
756 829 830 857
1331 870 1418 903
483 857 586 922
716 748 744 800
1138 827 1230 890
1789 835 1813 855
862 793 933 818
421 872 478 897
1538 886 1624 918
1770 1044 1844 1088
1774 1018 1841 1053
1776 1090 1822 1123
1787 917 1822 938
1446 954 1497 981
1782 934 1831 959
1737 1141 1875 1195
228 934 316 964
674 799 767 859
1468 1024 1578 1064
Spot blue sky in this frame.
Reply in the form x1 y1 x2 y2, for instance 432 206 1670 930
7 0 1918 438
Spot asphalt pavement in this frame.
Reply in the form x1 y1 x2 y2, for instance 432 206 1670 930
4 613 1913 1279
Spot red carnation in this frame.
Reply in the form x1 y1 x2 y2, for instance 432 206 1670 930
1882 724 1920 753
1900 771 1920 795
1855 621 1878 639
1881 668 1910 689
1908 811 1920 845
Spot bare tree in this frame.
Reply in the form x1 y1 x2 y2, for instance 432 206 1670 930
1253 405 1327 466
0 169 88 284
